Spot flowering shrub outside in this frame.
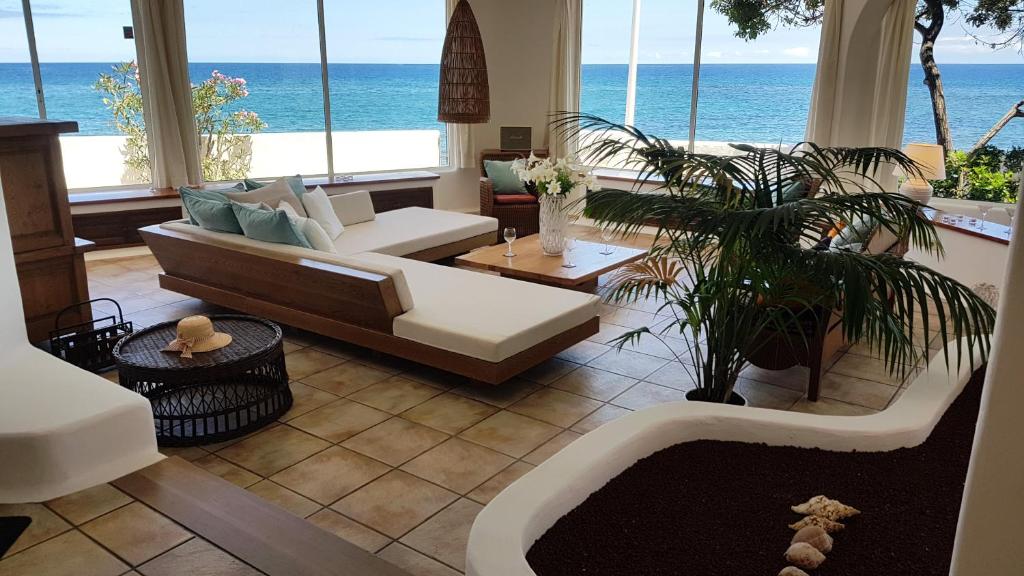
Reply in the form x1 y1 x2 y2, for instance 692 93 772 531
933 145 1022 204
95 62 266 183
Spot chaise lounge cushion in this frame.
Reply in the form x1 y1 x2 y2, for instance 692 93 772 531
333 207 498 257
348 252 600 363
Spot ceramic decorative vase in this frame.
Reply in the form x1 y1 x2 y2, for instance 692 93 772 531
539 194 569 256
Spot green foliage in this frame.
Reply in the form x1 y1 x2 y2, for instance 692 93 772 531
94 62 266 183
932 146 1020 203
556 113 995 403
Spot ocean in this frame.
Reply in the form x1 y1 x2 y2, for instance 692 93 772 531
0 62 1020 150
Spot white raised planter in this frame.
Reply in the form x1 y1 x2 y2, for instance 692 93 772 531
466 341 983 576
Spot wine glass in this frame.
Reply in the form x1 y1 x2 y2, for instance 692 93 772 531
562 236 577 268
503 227 517 257
1005 207 1016 236
600 227 615 255
977 205 991 230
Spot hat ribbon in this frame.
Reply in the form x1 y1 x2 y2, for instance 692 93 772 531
163 332 214 359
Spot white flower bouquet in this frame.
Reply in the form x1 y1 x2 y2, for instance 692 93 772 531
511 153 600 197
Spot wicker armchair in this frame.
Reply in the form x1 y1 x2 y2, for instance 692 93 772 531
479 149 547 244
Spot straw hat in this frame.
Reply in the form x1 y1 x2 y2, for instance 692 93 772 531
162 316 232 358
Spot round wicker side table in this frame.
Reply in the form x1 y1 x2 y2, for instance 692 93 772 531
113 315 291 447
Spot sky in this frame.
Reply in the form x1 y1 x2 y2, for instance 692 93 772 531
0 0 1021 64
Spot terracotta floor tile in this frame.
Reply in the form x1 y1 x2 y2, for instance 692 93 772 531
306 509 391 553
0 503 71 558
81 502 192 565
331 470 458 539
570 404 633 434
401 392 498 435
399 499 482 572
466 461 535 505
191 454 261 488
401 366 473 390
733 378 803 411
740 364 810 393
271 446 390 505
245 480 321 518
643 361 699 391
300 361 393 397
376 543 461 576
46 484 132 526
0 531 127 576
343 418 449 467
284 348 346 380
310 339 361 360
458 411 561 458
347 376 443 414
587 349 669 379
217 425 330 477
451 378 540 408
400 438 513 494
819 372 899 410
158 446 208 462
829 352 916 386
508 387 602 427
790 396 880 416
550 366 638 401
278 381 338 422
555 340 611 364
523 430 582 465
288 399 390 443
518 358 579 384
137 538 261 576
349 351 414 375
610 381 687 410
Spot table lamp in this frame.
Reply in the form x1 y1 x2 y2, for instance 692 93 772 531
895 143 946 205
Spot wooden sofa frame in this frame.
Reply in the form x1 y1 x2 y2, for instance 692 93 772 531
140 225 598 385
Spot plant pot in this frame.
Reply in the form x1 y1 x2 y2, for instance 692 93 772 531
538 194 568 255
685 388 747 406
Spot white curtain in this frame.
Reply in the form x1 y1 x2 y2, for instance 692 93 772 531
131 0 202 188
870 0 916 147
445 0 476 169
805 0 843 145
547 0 583 158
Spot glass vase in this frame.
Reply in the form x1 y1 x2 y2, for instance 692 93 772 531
539 194 569 256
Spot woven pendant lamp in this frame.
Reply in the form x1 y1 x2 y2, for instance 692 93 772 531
438 0 490 123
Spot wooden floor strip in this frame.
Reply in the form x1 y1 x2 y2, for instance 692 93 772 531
114 457 409 576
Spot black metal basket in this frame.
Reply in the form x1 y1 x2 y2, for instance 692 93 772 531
49 298 133 373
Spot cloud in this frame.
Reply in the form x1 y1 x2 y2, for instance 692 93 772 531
783 47 811 58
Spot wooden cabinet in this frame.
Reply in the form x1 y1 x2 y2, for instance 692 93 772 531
0 117 93 342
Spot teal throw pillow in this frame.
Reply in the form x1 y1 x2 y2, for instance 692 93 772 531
180 189 243 234
230 202 312 248
778 180 808 205
484 160 527 194
831 216 877 252
179 184 244 226
243 175 306 198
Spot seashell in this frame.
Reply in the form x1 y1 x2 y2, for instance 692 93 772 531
785 542 826 570
789 514 845 533
791 495 860 520
778 567 810 576
791 525 834 553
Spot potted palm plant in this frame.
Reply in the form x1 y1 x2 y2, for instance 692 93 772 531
557 114 995 404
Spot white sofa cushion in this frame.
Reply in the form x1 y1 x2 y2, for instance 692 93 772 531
350 252 600 363
224 177 307 217
329 190 376 226
160 222 413 311
334 207 498 256
302 186 345 239
279 202 337 253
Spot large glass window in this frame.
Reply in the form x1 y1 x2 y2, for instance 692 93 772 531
0 2 36 118
30 0 149 188
184 0 328 182
324 0 448 172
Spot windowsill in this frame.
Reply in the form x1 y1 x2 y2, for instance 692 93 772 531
68 170 442 206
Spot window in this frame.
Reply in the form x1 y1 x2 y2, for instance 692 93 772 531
323 0 448 172
581 0 820 156
184 0 329 182
0 2 36 118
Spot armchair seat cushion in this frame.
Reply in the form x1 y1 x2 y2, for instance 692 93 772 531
493 194 538 205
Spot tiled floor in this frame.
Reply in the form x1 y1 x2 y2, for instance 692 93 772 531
1 226 945 576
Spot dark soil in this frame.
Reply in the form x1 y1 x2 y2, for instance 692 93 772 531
527 369 985 576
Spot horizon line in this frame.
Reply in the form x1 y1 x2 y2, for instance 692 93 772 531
0 60 1019 66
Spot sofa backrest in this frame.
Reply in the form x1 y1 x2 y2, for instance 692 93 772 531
328 190 376 226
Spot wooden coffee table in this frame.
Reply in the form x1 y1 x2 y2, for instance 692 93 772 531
455 234 648 292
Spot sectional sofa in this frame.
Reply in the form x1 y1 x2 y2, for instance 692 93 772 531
141 190 601 384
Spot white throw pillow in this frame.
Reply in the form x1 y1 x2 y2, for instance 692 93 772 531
301 186 345 239
224 177 307 217
278 202 337 253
